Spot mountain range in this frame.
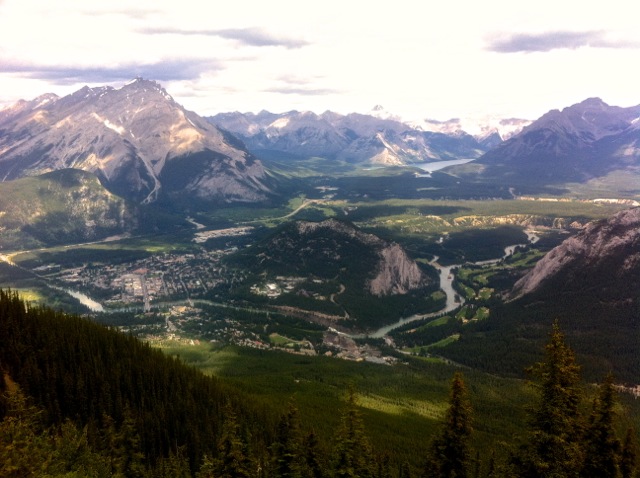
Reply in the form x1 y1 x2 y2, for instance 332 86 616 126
0 78 273 205
3 80 639 205
209 109 497 165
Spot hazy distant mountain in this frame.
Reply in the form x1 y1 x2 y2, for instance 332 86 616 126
471 98 640 185
209 109 489 165
410 116 531 147
0 79 273 204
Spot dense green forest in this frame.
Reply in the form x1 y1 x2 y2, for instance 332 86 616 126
1 290 638 477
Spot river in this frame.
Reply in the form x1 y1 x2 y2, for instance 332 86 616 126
65 289 105 312
360 260 462 338
359 230 540 338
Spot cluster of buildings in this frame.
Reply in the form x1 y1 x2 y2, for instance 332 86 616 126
52 248 238 308
250 276 306 298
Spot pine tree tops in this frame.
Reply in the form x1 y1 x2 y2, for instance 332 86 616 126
424 372 474 478
510 321 637 478
522 321 585 477
332 389 375 478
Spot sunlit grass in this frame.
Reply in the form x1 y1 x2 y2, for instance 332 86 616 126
357 393 447 421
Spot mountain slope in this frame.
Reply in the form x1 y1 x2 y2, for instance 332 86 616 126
0 79 272 204
469 98 640 187
210 110 488 165
0 169 136 249
512 206 640 299
441 207 640 383
0 289 278 474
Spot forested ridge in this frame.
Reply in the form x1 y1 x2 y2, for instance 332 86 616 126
0 289 274 475
1 290 639 477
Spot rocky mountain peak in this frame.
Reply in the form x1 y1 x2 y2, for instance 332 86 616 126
526 97 638 141
0 80 272 205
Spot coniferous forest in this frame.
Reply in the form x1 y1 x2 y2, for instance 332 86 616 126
1 289 638 477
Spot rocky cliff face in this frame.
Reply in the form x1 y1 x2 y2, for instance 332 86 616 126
368 243 425 296
511 207 640 299
0 79 272 204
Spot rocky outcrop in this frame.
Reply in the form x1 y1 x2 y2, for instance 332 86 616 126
368 243 425 296
295 219 427 296
244 218 430 297
511 207 640 298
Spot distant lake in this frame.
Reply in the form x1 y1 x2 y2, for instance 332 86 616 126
413 158 476 176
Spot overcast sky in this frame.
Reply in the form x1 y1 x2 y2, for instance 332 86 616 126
1 0 639 122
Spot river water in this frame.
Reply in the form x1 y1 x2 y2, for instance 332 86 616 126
65 289 104 312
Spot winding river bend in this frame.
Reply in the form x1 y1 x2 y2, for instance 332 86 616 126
360 260 461 339
359 230 540 339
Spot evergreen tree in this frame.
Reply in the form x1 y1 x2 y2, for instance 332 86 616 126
117 407 146 478
512 321 585 478
375 452 391 478
332 389 374 478
303 429 326 478
0 387 111 477
582 373 621 477
210 403 253 478
485 450 496 478
152 448 192 478
271 399 305 478
0 387 50 477
424 372 474 478
620 428 638 478
399 460 412 478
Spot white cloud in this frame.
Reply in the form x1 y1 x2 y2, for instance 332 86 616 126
1 0 639 121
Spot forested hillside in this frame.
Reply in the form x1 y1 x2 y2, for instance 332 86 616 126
1 290 638 477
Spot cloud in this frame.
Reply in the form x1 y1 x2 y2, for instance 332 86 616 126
140 26 308 49
1 58 222 84
264 86 341 96
487 30 639 53
80 7 162 20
